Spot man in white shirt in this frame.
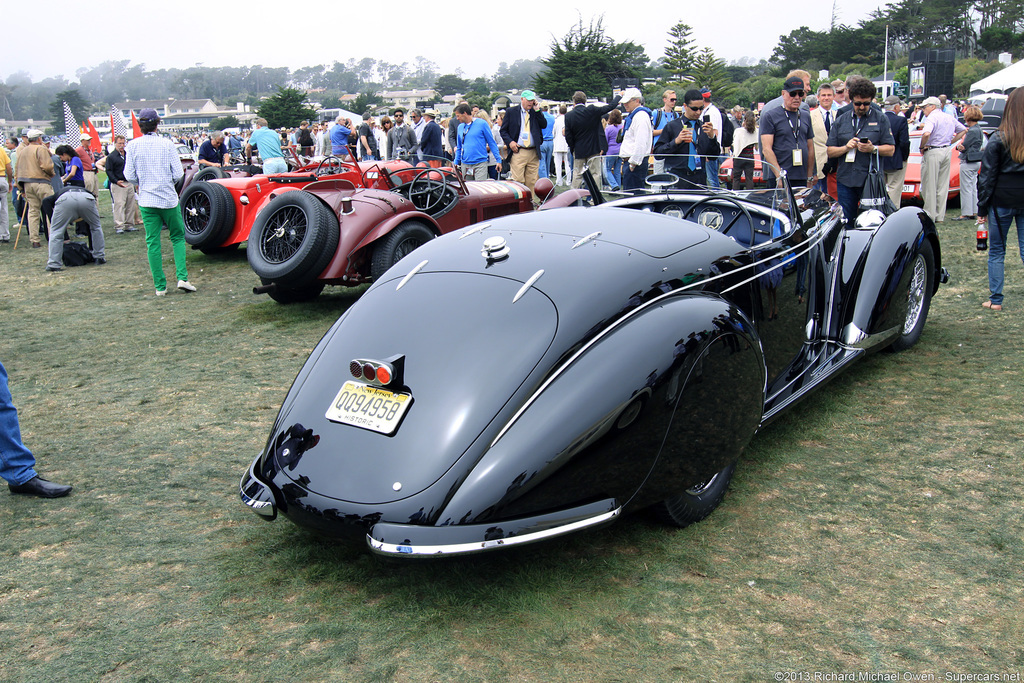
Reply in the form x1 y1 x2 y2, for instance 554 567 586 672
810 83 838 197
619 88 653 191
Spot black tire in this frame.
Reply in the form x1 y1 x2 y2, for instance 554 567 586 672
370 221 436 280
181 182 236 248
653 462 737 527
192 166 228 182
265 279 326 304
247 191 339 289
888 239 935 352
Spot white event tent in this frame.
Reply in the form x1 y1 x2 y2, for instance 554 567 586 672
971 60 1023 94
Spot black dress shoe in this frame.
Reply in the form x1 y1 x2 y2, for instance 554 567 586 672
9 476 73 498
95 257 106 265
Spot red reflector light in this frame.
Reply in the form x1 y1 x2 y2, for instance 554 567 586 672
349 361 362 378
362 363 375 381
376 366 392 385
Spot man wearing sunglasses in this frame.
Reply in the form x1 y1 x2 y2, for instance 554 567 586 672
653 89 721 189
825 76 896 228
760 76 816 188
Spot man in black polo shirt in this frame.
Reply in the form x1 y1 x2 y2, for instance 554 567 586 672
760 76 815 187
197 131 228 168
826 76 895 227
653 89 721 189
104 135 140 234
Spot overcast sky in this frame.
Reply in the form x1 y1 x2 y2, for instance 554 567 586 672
6 0 892 84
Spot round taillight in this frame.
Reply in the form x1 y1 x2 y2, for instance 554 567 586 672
349 361 362 378
376 366 392 385
362 363 375 381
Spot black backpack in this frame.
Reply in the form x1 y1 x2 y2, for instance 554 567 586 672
720 115 735 150
63 241 95 267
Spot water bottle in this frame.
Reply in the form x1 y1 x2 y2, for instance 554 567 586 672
977 222 988 251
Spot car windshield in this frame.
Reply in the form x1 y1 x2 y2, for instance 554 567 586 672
584 153 793 214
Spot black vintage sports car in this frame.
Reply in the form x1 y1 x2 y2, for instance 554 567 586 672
240 155 947 557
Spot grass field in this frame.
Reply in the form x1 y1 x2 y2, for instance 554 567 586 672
0 190 1021 682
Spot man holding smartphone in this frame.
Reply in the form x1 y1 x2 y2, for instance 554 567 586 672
825 76 895 228
653 89 721 189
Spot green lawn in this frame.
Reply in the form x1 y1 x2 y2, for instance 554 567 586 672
0 192 1021 682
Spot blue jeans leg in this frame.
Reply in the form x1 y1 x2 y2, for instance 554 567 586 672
987 206 1024 306
705 156 721 188
0 360 38 486
538 140 553 179
836 182 862 229
604 156 622 190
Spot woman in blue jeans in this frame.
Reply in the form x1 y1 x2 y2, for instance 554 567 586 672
604 109 623 190
977 89 1024 311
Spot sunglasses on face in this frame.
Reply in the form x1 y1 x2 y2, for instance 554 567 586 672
687 104 704 112
836 89 846 94
667 98 677 102
852 100 872 107
787 91 805 97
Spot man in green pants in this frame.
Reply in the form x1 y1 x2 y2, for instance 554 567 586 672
124 108 197 296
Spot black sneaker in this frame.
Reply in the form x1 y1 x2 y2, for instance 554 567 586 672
95 257 106 265
46 266 63 272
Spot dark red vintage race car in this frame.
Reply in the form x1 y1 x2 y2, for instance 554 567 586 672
246 159 589 303
178 154 399 254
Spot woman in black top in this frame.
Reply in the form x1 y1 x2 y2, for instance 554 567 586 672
978 89 1024 311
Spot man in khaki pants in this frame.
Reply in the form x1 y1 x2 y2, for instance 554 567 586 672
15 130 54 248
102 135 141 234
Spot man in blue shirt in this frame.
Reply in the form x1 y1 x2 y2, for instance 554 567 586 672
329 116 352 157
454 103 503 181
246 118 287 174
539 105 555 180
197 131 228 168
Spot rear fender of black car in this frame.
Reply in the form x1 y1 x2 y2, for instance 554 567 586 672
835 207 939 350
433 293 766 528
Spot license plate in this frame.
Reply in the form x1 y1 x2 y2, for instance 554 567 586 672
325 381 412 435
903 184 914 193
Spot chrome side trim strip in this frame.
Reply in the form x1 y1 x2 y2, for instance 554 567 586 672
396 260 429 291
366 508 621 556
571 231 602 249
458 223 492 239
512 269 545 303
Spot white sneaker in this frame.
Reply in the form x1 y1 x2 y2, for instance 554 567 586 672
177 280 197 292
155 289 167 297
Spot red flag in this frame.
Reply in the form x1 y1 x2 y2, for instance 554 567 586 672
84 118 101 153
130 109 142 139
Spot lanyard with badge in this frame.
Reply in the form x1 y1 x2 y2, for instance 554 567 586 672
785 110 803 166
845 116 869 163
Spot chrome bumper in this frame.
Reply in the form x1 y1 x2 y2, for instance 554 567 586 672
239 457 277 520
366 499 620 557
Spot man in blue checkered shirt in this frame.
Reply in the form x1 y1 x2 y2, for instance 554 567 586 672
125 108 196 296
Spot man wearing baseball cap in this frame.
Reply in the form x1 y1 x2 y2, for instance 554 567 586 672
499 90 547 192
15 129 55 248
124 108 197 296
918 96 966 222
618 87 653 191
76 132 99 196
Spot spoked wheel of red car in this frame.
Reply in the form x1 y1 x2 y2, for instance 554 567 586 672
315 155 346 177
247 191 339 290
403 168 451 213
653 461 737 527
180 182 236 249
370 220 436 280
888 239 935 352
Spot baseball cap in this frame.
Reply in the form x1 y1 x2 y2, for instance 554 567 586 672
80 132 92 140
26 128 44 139
520 90 537 102
921 96 941 108
883 95 902 106
138 107 160 121
783 76 805 93
700 87 712 99
621 87 643 102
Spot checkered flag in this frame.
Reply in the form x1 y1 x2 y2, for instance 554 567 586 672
110 104 128 140
63 101 78 138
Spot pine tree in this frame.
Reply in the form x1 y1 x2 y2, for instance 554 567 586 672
664 22 696 82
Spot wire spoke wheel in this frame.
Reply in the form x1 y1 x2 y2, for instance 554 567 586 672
182 192 211 236
260 206 308 264
903 253 927 335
